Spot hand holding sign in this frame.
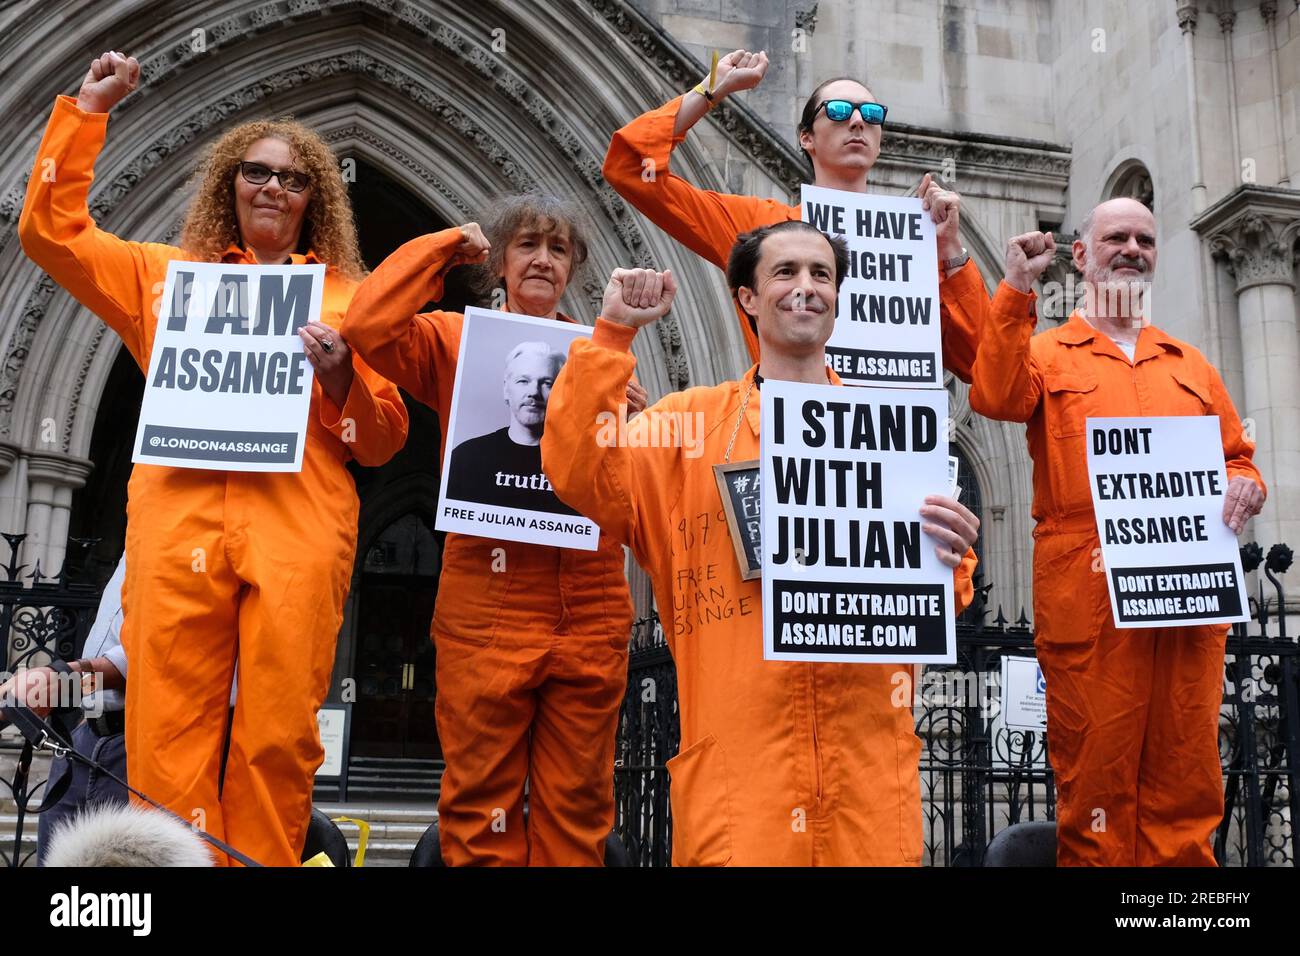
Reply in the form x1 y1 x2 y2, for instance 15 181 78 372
713 49 769 98
601 268 677 329
919 173 963 262
1222 475 1264 534
76 52 140 114
920 494 980 568
1004 231 1055 294
299 321 353 408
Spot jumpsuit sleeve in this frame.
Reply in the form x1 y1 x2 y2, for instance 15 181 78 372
340 228 465 409
316 349 410 467
603 94 791 270
542 318 682 572
938 260 990 384
18 96 175 366
968 281 1042 423
1207 366 1266 497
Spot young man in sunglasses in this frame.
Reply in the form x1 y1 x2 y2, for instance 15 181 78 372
603 50 988 378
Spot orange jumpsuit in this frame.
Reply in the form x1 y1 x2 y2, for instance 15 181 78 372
20 96 409 867
603 94 990 376
341 229 633 866
542 318 977 865
969 283 1265 866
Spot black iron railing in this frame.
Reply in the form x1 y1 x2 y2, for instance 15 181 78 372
614 548 1297 867
0 534 106 867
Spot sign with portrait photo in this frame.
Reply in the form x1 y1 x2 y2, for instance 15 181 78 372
436 307 599 551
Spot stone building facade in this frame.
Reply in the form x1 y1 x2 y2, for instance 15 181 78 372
0 0 1294 765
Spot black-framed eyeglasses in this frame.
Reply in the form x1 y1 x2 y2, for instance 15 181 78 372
238 161 310 193
815 99 888 125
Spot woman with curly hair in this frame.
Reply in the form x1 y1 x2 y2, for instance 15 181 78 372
19 51 409 865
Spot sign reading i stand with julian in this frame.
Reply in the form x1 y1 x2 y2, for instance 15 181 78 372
760 379 956 664
133 261 323 472
801 185 943 388
1086 416 1250 628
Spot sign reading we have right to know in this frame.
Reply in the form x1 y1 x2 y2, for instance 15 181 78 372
801 185 942 389
1086 416 1250 628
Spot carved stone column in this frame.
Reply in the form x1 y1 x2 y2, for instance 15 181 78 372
23 451 93 577
1192 186 1300 586
1177 3 1208 210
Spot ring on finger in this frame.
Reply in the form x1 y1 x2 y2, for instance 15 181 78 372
322 338 335 354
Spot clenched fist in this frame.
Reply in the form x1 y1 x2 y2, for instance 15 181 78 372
601 268 677 329
450 222 490 269
76 51 140 114
1004 231 1056 295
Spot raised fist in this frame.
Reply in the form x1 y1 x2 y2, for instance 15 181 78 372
713 49 769 98
76 52 141 114
1004 231 1056 294
601 268 677 329
451 222 490 268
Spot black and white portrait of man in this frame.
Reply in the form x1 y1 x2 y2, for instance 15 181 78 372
445 340 580 515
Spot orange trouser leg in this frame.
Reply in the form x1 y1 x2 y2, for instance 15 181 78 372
219 527 351 867
121 513 240 866
434 630 543 866
525 639 627 866
1039 624 1155 866
1134 626 1226 866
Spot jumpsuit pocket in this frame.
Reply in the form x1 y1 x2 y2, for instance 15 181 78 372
895 733 924 864
1033 534 1107 653
666 733 733 866
1044 371 1098 439
431 541 512 647
1170 370 1212 413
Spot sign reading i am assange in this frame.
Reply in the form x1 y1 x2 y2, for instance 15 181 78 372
1086 416 1250 628
761 380 956 664
133 261 323 472
801 185 943 388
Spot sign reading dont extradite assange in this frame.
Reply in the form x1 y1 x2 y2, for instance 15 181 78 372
133 261 323 472
1086 416 1250 628
801 185 943 388
761 380 956 664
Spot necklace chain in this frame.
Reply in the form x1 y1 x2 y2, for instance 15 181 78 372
724 377 757 463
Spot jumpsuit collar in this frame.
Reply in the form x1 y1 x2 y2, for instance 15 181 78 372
1061 311 1182 367
221 243 323 266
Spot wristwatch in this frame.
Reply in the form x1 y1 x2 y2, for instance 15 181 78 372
941 248 970 271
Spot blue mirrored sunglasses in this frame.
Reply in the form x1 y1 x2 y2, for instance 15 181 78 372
817 99 888 125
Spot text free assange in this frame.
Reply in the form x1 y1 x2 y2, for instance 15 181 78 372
441 506 592 535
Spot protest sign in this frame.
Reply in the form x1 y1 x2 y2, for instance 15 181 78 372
437 307 599 551
761 379 955 663
802 185 942 388
1086 416 1250 628
133 261 322 471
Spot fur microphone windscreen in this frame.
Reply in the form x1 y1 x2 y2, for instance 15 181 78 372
44 804 216 867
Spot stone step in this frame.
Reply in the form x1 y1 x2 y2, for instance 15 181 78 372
349 757 445 768
343 771 441 784
314 804 437 821
340 787 441 801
